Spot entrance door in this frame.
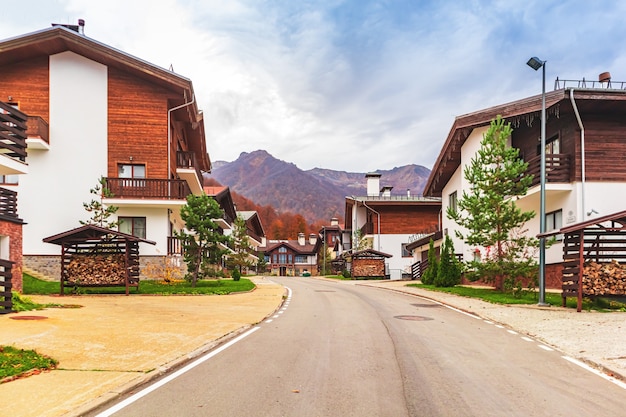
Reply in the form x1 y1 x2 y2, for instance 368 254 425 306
279 266 287 276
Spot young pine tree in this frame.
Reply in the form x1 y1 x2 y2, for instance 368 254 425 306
447 116 538 291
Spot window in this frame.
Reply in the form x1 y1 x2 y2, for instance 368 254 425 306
545 209 562 233
401 243 411 257
118 164 146 178
448 191 458 215
0 175 18 185
119 217 146 239
295 255 307 263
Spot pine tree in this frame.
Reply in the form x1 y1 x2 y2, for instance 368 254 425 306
447 116 538 291
229 215 255 274
176 194 231 287
421 239 438 285
80 176 119 229
435 235 462 287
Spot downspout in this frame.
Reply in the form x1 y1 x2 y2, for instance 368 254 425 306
167 94 196 192
569 89 586 219
362 200 381 251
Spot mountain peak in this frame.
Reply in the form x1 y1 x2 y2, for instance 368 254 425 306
208 150 431 224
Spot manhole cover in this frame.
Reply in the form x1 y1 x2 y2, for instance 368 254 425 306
10 315 48 320
411 303 441 308
395 315 434 321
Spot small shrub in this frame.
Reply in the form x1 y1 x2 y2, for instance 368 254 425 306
342 269 351 278
232 269 241 281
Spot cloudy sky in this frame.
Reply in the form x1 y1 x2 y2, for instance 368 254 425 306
2 0 625 172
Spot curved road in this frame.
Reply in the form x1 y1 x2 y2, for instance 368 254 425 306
94 277 626 416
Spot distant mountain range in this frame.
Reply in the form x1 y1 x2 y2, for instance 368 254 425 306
207 150 431 225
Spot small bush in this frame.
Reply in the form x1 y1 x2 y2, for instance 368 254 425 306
342 269 351 278
232 269 241 281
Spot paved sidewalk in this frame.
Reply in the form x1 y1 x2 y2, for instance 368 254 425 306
0 277 285 417
2 277 625 417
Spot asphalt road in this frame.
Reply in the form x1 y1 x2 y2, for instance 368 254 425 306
94 277 626 416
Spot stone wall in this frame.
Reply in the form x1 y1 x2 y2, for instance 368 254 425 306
0 220 23 292
352 258 385 278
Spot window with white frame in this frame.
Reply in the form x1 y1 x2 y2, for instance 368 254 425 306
448 191 458 215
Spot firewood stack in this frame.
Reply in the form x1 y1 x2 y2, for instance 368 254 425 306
66 254 126 285
582 260 626 295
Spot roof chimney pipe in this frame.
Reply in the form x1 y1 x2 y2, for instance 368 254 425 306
599 71 611 83
78 19 85 35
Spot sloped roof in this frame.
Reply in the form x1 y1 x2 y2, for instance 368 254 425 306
423 88 626 197
43 224 156 245
259 239 319 255
350 248 392 258
0 25 210 172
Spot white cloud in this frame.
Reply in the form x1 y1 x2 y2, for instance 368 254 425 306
3 0 626 171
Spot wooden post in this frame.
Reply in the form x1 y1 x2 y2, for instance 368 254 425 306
577 232 584 312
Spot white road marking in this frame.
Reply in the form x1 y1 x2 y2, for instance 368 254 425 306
95 327 261 417
538 344 554 351
507 330 518 335
562 356 626 390
521 336 533 342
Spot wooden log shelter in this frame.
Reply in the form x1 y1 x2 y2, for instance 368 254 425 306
43 225 155 295
345 249 392 279
541 210 626 312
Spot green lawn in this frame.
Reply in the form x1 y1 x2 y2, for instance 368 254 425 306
0 346 58 383
406 283 626 311
23 274 255 296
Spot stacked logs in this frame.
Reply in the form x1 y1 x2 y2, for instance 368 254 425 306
66 254 126 285
582 260 626 295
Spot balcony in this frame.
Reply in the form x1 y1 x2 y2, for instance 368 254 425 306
105 178 191 200
525 153 571 188
0 186 23 223
0 102 28 164
26 116 49 149
176 151 204 195
167 236 183 255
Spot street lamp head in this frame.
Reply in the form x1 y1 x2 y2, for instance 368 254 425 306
527 56 545 71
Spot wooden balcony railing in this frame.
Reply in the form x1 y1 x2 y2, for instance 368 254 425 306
105 178 191 200
525 153 571 188
167 236 183 255
177 151 203 185
26 116 49 144
0 101 28 163
0 187 21 221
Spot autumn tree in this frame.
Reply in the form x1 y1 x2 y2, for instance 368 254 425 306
447 116 538 291
176 194 231 287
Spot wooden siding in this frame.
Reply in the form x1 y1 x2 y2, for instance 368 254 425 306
582 115 626 182
373 205 440 235
0 56 50 121
107 67 174 179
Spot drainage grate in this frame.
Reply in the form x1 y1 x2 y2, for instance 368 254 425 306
395 315 434 321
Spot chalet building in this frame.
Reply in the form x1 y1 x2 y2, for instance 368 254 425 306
259 233 321 276
0 102 29 293
203 186 266 272
344 173 441 279
0 23 211 278
423 74 626 288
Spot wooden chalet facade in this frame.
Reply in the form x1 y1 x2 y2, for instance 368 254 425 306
424 76 626 288
259 233 321 276
345 173 441 279
0 23 211 278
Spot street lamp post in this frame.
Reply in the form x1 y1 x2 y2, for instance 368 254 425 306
527 56 549 306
